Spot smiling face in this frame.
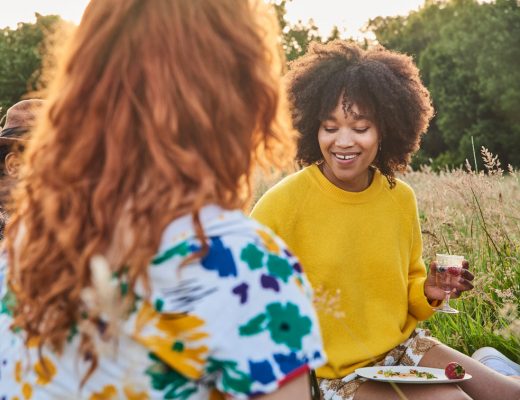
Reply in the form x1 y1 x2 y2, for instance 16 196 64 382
317 98 380 192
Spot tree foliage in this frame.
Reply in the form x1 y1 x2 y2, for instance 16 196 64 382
2 2 518 169
273 0 520 168
0 14 63 119
272 0 340 62
368 0 520 169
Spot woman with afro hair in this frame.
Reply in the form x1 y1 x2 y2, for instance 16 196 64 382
252 41 520 399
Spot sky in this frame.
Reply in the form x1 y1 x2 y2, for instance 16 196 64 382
285 0 425 38
0 1 89 29
0 0 426 38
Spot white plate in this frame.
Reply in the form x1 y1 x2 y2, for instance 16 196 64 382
355 366 472 384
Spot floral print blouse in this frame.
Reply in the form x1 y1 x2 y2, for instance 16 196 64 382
0 205 325 399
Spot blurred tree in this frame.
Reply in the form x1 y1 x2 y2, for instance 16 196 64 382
368 0 520 169
0 14 63 119
272 0 340 62
4 2 518 169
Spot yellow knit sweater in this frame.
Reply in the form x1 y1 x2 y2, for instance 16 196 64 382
251 165 434 379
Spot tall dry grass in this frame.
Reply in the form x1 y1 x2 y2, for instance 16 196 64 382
403 148 519 361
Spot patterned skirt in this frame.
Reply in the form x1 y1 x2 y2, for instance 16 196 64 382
318 329 440 400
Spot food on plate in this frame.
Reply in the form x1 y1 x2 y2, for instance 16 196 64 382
376 368 437 379
445 362 466 379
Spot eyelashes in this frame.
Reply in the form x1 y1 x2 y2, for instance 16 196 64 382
322 127 370 133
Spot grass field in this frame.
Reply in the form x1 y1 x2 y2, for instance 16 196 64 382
405 151 519 362
253 149 520 362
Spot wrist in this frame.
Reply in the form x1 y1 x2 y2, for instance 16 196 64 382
424 284 443 305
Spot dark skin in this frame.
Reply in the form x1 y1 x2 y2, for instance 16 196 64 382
425 260 474 302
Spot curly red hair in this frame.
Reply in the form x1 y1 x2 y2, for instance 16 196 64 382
5 0 293 378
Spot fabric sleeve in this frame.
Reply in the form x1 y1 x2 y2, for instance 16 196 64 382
407 193 435 321
131 224 325 399
207 228 326 398
250 187 285 237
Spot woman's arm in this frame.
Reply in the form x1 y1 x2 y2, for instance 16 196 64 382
406 191 437 320
254 374 311 400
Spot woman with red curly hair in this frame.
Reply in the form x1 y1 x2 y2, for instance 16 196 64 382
0 0 325 398
252 41 520 399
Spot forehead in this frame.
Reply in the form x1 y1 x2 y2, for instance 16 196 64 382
324 98 371 121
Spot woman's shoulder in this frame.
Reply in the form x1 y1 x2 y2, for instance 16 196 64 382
132 206 325 397
386 175 417 204
152 207 302 283
259 167 313 199
148 206 311 308
148 204 320 331
251 167 313 221
156 206 291 259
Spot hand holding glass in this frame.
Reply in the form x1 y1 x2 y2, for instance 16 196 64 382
434 254 464 314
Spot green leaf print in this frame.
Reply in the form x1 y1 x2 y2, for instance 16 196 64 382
265 302 312 350
67 323 78 342
164 386 197 400
152 241 191 265
238 303 313 351
207 358 252 394
155 298 165 312
172 341 185 352
0 290 16 316
266 254 293 282
240 243 265 270
120 281 129 297
239 313 267 336
146 352 198 399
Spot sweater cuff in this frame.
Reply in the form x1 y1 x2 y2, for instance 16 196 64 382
428 299 442 308
408 277 435 321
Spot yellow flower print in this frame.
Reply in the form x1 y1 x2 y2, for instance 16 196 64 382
13 361 34 399
89 385 118 400
33 357 57 385
123 385 149 400
257 229 280 254
26 337 40 348
14 361 22 383
134 302 209 379
22 383 32 400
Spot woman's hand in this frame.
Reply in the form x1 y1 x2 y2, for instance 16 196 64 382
424 259 474 302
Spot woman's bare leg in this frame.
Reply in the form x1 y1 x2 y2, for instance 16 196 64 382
354 381 472 400
419 344 520 400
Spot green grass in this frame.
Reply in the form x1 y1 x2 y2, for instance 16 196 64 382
406 160 520 363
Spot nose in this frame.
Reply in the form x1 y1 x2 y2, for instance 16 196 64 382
335 128 354 148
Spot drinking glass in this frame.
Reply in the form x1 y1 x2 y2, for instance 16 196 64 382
434 254 464 314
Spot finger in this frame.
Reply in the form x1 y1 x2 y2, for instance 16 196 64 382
451 288 461 299
462 260 469 269
454 279 474 292
429 261 437 272
461 268 474 281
